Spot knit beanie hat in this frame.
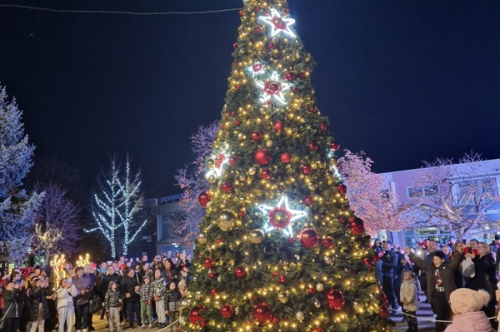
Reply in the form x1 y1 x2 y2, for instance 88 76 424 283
449 288 490 314
178 279 187 288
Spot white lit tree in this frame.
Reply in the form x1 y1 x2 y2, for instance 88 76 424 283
87 157 149 258
405 152 500 241
31 183 81 266
171 122 219 246
0 85 43 262
338 150 406 236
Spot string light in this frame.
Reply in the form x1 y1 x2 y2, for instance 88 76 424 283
257 195 307 237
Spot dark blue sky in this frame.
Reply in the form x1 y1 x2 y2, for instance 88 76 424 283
1 0 499 198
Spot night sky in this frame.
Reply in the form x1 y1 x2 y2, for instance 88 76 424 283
1 0 499 200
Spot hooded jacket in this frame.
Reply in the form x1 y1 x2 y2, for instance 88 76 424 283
152 277 166 300
444 311 495 332
104 281 121 308
3 288 21 319
56 284 78 309
27 286 54 322
400 279 418 312
139 282 153 302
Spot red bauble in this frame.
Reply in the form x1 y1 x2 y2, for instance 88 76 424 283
349 217 365 235
231 111 236 117
309 106 316 113
239 211 246 217
312 329 324 332
221 304 233 318
272 272 278 278
321 237 334 249
251 131 263 141
308 287 316 294
235 120 241 126
308 141 319 151
203 257 215 269
372 254 380 263
268 42 276 49
239 10 244 15
269 207 292 229
379 305 389 319
215 154 226 169
337 184 347 195
362 257 374 267
261 169 272 180
229 156 238 166
216 239 222 244
272 317 280 323
299 72 306 79
253 302 273 322
283 72 296 81
301 163 312 174
198 192 211 207
209 272 215 279
330 141 340 151
255 27 263 33
252 63 263 72
220 125 225 130
221 182 233 193
319 123 327 132
189 306 206 325
255 149 271 165
279 275 286 283
236 84 241 90
233 43 238 48
304 196 314 205
211 289 218 295
235 266 247 278
288 238 295 243
255 5 261 11
280 152 292 163
300 228 319 248
326 289 345 311
200 320 207 327
274 120 285 132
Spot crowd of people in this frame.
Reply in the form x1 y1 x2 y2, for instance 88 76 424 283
0 251 192 332
373 236 500 332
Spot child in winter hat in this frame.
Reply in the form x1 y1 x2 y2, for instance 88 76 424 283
444 288 494 332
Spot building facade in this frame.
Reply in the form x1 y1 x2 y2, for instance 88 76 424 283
379 158 500 248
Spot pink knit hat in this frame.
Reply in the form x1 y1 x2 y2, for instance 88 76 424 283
449 288 490 314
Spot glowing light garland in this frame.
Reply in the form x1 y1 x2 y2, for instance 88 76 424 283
257 195 307 237
258 8 296 38
76 253 90 267
50 254 66 286
255 71 293 105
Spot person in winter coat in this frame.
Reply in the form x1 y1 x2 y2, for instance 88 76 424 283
152 269 167 328
400 271 419 332
372 238 383 255
3 280 24 332
406 244 465 332
161 260 178 286
120 268 141 329
72 267 93 332
381 241 399 309
56 278 78 332
139 276 153 328
468 242 498 330
164 282 181 332
27 277 54 332
444 288 494 332
104 281 122 332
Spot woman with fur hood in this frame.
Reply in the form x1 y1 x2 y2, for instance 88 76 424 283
444 288 494 332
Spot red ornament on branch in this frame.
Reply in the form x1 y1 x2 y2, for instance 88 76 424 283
251 131 263 141
337 184 347 195
233 43 238 48
321 237 334 249
308 141 319 151
261 169 272 180
319 123 327 132
203 257 215 269
189 306 206 325
229 156 238 166
255 149 271 165
283 72 296 81
379 305 390 318
221 304 233 318
279 275 286 283
326 289 345 310
330 141 340 151
349 217 365 235
198 192 211 207
301 163 312 174
280 152 291 163
215 154 226 169
221 182 233 193
235 266 247 278
312 329 325 332
209 272 215 279
304 196 313 205
274 120 285 132
300 228 319 248
253 302 273 322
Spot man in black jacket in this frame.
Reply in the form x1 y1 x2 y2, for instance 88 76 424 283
120 268 141 329
381 240 399 310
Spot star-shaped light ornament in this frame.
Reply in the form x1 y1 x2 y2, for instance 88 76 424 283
258 195 307 237
246 62 266 76
255 71 293 105
258 8 296 38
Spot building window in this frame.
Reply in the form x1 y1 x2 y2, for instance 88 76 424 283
407 185 439 198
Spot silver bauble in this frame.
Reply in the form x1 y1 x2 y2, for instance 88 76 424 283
218 210 235 231
296 311 304 322
197 233 207 245
249 229 265 244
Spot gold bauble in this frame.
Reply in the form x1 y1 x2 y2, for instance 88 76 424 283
308 182 318 190
179 300 188 308
315 283 324 292
195 291 202 300
248 167 256 175
277 292 289 303
266 140 273 148
238 133 246 140
217 276 222 282
249 229 265 244
314 299 321 308
218 210 235 231
324 256 334 265
239 175 246 181
206 160 215 169
296 311 304 322
197 233 207 245
213 300 222 309
206 173 217 184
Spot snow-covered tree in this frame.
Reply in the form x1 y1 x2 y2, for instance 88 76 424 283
87 157 149 258
0 85 43 262
31 183 81 266
171 122 218 246
405 152 499 240
338 149 406 236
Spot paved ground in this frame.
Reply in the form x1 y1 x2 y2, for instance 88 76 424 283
390 292 436 331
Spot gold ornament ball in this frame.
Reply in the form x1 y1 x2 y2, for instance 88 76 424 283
278 292 289 303
213 300 222 309
324 256 334 265
218 210 235 231
308 182 318 190
314 299 321 308
217 276 222 282
296 311 304 322
179 300 188 308
207 160 215 169
249 229 265 244
239 175 246 181
195 291 202 300
206 173 217 184
197 233 207 245
238 133 246 140
266 140 273 148
315 283 324 292
248 167 256 175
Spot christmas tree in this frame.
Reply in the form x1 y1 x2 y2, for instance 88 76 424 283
181 1 393 331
